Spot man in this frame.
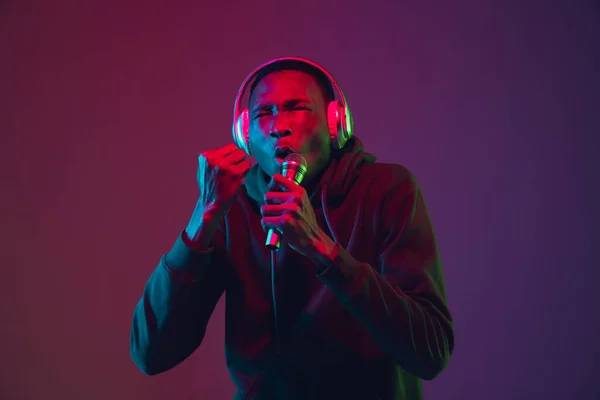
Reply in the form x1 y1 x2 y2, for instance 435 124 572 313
130 58 454 400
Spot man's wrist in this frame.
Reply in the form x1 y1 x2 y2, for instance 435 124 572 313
184 203 223 250
308 233 339 272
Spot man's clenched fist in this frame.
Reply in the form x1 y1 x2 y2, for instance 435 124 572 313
197 143 252 218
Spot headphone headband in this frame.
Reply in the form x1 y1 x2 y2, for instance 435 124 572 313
233 56 351 132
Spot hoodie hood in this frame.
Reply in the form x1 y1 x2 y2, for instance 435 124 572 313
244 136 376 208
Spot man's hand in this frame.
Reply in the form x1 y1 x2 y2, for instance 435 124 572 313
197 143 252 218
260 174 337 264
186 144 251 247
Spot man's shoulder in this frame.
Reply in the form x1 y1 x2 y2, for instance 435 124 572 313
343 161 420 209
357 161 417 190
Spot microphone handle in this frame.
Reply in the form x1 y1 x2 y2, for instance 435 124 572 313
264 174 295 251
264 157 306 251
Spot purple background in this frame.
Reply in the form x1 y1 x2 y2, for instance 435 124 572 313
3 1 599 399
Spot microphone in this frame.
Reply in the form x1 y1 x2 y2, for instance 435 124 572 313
265 153 308 251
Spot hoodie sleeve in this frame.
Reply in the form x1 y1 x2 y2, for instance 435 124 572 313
129 229 229 376
317 174 454 380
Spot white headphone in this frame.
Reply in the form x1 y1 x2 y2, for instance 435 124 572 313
232 57 354 155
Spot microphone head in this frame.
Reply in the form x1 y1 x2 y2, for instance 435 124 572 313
281 153 307 185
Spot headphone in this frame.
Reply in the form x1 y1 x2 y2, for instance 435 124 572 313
232 56 354 155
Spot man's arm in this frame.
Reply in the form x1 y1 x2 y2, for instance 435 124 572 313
315 175 454 380
129 206 229 376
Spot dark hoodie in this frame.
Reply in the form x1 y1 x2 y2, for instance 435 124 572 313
130 137 454 400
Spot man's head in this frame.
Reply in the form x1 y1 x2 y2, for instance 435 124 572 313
247 60 336 186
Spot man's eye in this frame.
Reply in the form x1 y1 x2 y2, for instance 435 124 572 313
254 112 270 119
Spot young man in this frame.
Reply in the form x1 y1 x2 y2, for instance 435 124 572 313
130 59 454 400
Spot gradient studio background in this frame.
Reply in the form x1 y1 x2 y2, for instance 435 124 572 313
2 1 599 399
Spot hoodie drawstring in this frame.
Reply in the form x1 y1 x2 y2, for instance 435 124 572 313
320 184 339 245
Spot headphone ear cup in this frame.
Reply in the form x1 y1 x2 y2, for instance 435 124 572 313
233 109 251 154
327 100 347 150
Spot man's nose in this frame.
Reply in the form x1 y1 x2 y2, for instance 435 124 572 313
269 120 292 139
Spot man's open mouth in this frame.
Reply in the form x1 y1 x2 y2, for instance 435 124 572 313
274 146 295 161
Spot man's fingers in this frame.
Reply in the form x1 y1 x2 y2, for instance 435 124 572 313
267 173 302 193
224 149 247 165
200 144 239 165
264 192 302 205
232 160 252 177
260 204 290 216
260 216 288 233
213 143 239 158
266 177 288 193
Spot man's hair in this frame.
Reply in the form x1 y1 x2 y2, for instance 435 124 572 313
248 60 336 105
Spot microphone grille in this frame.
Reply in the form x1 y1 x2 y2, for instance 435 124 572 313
283 153 307 170
282 153 307 184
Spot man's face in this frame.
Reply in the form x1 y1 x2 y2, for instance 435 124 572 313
248 70 332 185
